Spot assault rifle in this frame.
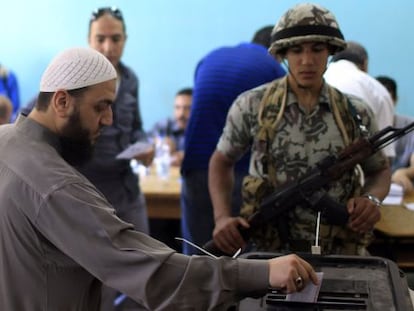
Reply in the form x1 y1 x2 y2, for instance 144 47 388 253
204 122 414 256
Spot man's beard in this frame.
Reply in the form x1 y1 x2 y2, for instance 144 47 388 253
59 111 95 167
177 117 188 130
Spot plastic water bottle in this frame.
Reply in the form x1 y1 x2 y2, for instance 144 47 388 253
130 159 149 177
155 136 171 179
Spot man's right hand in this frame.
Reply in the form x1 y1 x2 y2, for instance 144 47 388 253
134 146 155 167
268 254 318 293
213 216 250 255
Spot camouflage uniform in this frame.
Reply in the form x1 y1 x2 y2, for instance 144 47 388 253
214 3 388 255
216 78 387 255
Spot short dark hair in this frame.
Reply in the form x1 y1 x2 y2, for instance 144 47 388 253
331 41 368 68
376 75 397 102
252 26 274 48
176 88 193 97
88 7 126 36
36 87 89 112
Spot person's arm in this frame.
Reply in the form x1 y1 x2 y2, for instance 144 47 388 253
391 153 414 192
7 72 20 118
209 150 249 255
344 96 392 233
170 150 184 166
347 161 391 233
209 90 256 254
126 71 154 166
36 181 316 309
377 96 396 159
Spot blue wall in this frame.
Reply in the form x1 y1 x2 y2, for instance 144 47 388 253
1 0 412 129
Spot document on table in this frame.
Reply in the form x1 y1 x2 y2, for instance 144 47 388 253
404 202 414 211
382 183 404 206
116 141 153 160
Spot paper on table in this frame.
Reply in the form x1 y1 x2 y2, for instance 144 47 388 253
404 203 414 211
383 196 404 205
116 141 153 160
285 272 324 303
382 183 404 206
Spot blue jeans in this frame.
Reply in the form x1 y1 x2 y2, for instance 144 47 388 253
180 169 245 255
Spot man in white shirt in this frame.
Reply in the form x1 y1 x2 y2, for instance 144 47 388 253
377 75 414 192
324 41 395 159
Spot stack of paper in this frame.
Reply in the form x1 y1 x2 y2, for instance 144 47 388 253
382 183 404 206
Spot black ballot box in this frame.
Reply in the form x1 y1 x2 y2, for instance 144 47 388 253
236 252 414 311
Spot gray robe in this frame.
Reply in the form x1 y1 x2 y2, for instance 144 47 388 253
0 116 268 310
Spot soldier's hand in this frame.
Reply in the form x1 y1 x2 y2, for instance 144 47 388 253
268 254 318 293
213 216 249 255
346 196 381 233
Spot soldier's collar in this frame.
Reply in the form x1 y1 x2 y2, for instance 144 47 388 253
286 82 331 110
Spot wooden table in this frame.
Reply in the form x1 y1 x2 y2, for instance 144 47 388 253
375 205 414 238
373 191 414 268
140 170 414 229
140 169 414 267
140 166 181 219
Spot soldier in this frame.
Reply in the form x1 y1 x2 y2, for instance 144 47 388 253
209 3 391 256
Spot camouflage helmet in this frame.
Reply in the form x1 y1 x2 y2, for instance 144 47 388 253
269 3 346 56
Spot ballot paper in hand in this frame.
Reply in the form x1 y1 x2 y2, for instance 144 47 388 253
116 141 153 160
285 272 323 303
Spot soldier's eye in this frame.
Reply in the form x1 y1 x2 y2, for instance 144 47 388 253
312 43 328 52
289 46 303 54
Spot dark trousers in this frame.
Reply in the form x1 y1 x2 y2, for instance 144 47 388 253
180 169 245 255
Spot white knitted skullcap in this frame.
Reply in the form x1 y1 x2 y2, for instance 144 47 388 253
40 47 117 92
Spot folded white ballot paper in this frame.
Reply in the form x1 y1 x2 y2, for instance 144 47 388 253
285 272 324 303
116 141 153 160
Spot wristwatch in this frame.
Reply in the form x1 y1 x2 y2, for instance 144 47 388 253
363 193 382 207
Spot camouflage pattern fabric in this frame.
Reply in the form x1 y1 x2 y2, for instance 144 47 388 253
269 3 346 56
216 77 388 255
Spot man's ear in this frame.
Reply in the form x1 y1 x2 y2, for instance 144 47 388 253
51 90 73 117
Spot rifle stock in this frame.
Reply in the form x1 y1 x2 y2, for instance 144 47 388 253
203 122 414 256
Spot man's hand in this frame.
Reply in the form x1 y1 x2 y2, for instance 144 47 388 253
134 146 155 167
346 196 381 233
268 254 318 293
392 169 414 193
171 150 184 167
213 216 249 255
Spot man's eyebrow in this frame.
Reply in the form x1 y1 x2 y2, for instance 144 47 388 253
95 34 123 39
99 99 114 106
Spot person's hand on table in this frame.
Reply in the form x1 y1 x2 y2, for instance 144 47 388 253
392 169 414 193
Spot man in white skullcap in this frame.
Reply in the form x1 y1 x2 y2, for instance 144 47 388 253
19 8 154 310
0 46 317 311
